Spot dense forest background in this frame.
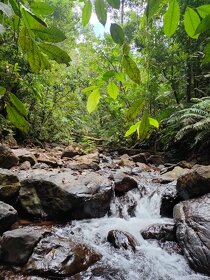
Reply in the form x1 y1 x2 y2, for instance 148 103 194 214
0 0 210 161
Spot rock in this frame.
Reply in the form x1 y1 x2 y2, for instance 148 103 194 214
141 223 176 241
0 201 18 233
12 149 37 166
147 155 164 165
0 169 20 203
113 172 138 196
19 170 113 220
160 184 182 218
174 194 210 275
158 241 183 255
24 235 101 277
107 230 138 252
178 161 194 169
61 145 83 158
19 161 31 170
0 228 47 265
177 165 210 200
0 145 19 169
67 152 100 171
161 166 190 183
131 153 147 164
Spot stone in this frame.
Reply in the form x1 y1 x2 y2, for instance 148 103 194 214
113 172 138 196
19 170 113 220
160 184 182 218
177 165 210 200
141 223 176 242
131 153 147 164
12 149 37 166
174 194 210 275
0 201 18 233
19 161 31 170
147 155 164 165
107 230 138 252
0 168 20 203
0 145 19 169
24 235 101 277
161 166 190 183
158 241 183 255
67 152 100 171
61 145 83 158
0 228 47 265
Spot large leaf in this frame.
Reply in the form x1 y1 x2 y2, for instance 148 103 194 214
82 85 98 93
204 43 210 63
87 89 100 113
0 87 6 99
122 55 140 85
95 0 107 26
82 1 92 27
138 112 150 140
103 70 116 81
164 0 180 37
110 23 124 45
197 5 210 19
127 99 145 121
38 43 71 66
149 117 159 129
9 0 20 16
107 0 120 9
195 14 210 35
0 2 13 17
31 1 54 16
184 7 200 39
146 0 163 19
6 105 29 133
32 26 66 43
107 81 119 100
20 5 47 30
9 93 28 116
125 121 141 137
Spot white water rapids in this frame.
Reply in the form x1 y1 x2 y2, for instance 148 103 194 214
52 169 210 280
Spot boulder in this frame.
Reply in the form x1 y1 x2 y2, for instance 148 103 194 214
158 241 183 255
107 230 138 252
161 166 190 183
174 194 210 275
19 170 113 220
0 145 19 169
141 223 176 242
160 184 182 218
131 153 147 164
0 168 20 203
0 201 18 233
0 228 47 265
24 235 101 277
177 165 210 200
19 161 31 170
12 149 37 166
61 145 83 158
147 155 164 165
66 152 100 171
113 172 138 196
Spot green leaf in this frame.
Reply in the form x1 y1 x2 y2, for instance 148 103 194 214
149 117 159 129
82 85 98 93
115 72 125 82
9 0 20 17
195 14 210 35
146 0 163 19
107 81 119 100
38 43 71 66
103 70 116 81
6 105 29 133
87 89 100 113
110 23 125 45
204 43 210 63
95 0 107 26
107 0 120 9
164 0 180 37
31 1 54 16
20 5 47 30
9 93 28 116
138 112 150 140
32 26 66 43
125 121 141 137
123 43 130 55
82 1 92 27
127 99 145 121
122 55 141 85
184 7 200 39
0 86 6 96
197 5 210 19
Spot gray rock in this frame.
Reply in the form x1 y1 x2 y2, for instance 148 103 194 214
0 168 20 202
24 235 101 277
141 223 176 241
61 145 83 158
0 228 47 265
66 152 100 171
107 230 138 252
0 145 19 169
12 149 37 166
113 172 138 196
0 201 18 233
161 166 190 183
19 170 113 220
174 194 210 275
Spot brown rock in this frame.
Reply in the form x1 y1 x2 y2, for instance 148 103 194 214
12 149 37 166
148 155 164 165
131 153 147 164
141 223 176 241
0 145 19 169
107 230 138 252
114 172 138 196
61 145 83 159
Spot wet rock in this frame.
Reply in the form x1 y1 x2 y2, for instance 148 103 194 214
67 152 100 171
61 145 83 158
107 230 138 252
131 153 147 164
174 194 210 275
177 165 210 200
0 145 19 169
0 228 47 265
19 170 113 220
0 169 20 203
161 166 190 183
147 155 164 165
113 172 138 196
141 223 176 241
178 161 194 169
158 241 183 255
12 149 37 166
0 202 18 233
160 184 182 218
19 161 31 171
24 235 101 277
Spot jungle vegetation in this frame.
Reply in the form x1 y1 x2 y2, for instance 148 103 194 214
0 0 210 158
